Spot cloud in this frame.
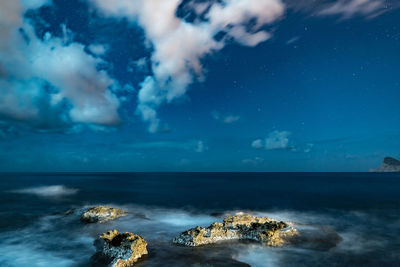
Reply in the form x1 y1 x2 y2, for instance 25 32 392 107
128 57 148 73
223 115 241 124
286 36 300 45
285 0 396 19
195 140 208 153
0 0 121 131
211 111 240 124
304 143 314 153
252 132 317 153
251 139 265 149
32 37 121 125
91 0 285 132
242 157 264 165
318 0 388 19
252 130 291 150
127 139 207 153
88 44 108 56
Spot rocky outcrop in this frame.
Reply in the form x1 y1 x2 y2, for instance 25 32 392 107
96 230 148 267
374 157 400 172
81 206 127 223
173 213 298 247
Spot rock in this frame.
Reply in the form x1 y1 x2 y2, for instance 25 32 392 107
81 206 127 223
374 157 400 172
96 229 148 267
173 213 298 247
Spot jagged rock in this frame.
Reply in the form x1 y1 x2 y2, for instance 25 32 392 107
96 229 148 267
374 157 400 172
173 213 298 247
81 206 127 223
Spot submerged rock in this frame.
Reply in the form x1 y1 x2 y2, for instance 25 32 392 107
373 157 400 172
81 206 127 223
96 229 148 267
173 213 297 247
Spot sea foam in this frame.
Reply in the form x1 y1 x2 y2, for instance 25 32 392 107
11 185 78 197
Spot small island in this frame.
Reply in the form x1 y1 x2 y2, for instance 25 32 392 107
373 157 400 172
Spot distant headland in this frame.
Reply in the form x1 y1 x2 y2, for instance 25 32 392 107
372 157 400 172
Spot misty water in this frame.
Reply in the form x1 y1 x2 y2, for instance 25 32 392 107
0 173 399 266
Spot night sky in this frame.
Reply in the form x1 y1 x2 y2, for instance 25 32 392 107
0 0 399 172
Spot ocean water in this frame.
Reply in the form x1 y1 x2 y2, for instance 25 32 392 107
0 172 399 267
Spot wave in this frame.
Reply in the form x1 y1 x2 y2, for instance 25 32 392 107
0 203 398 266
10 185 78 197
0 212 93 267
0 243 77 267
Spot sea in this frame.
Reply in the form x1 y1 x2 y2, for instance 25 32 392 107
0 172 399 267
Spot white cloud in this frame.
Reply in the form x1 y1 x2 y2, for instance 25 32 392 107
88 44 108 56
0 0 121 128
195 140 208 153
211 111 241 124
223 115 241 124
252 130 291 150
128 57 148 73
32 38 120 125
91 0 285 132
252 134 317 153
286 36 300 45
251 139 265 149
285 0 395 19
265 130 291 150
304 143 314 153
318 0 387 19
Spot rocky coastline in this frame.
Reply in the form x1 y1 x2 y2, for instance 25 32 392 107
82 207 341 266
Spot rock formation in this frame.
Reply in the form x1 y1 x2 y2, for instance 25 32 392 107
96 229 148 267
173 213 297 247
81 206 127 223
374 157 400 172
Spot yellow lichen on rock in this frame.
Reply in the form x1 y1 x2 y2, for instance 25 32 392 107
100 229 120 242
99 229 148 267
223 212 273 228
81 206 127 223
173 213 298 247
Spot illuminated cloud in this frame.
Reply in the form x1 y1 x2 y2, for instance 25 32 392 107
287 0 393 19
0 0 121 130
91 0 285 132
318 0 388 19
195 140 208 153
211 111 241 124
252 130 291 150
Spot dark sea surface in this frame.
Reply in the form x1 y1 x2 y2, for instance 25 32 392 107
0 172 399 266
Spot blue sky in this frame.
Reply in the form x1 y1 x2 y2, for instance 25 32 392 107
0 0 399 171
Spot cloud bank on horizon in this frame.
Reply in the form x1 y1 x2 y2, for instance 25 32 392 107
0 0 397 133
